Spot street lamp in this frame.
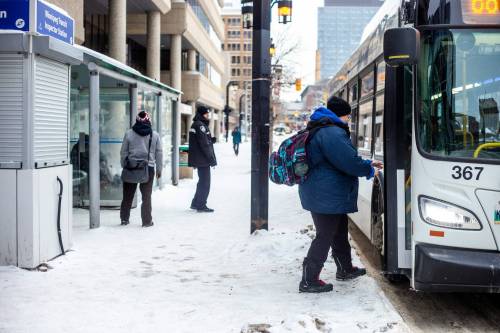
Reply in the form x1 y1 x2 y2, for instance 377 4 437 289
239 93 246 130
241 0 253 29
241 0 293 28
278 0 292 24
269 41 276 57
224 80 238 142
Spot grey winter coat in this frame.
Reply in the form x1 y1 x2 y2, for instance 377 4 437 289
120 129 163 170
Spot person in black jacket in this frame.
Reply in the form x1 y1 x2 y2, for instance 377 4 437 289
188 106 217 212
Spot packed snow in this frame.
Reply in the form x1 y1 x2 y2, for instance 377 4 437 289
0 142 407 333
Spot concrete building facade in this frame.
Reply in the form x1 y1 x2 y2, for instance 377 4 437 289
221 5 252 134
317 0 382 80
48 0 227 144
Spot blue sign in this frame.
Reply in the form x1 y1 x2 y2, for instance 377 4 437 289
0 0 30 32
36 0 74 44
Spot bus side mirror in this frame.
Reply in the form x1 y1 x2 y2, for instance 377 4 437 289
384 27 420 66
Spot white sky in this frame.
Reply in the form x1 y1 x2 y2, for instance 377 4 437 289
271 0 323 101
225 0 323 101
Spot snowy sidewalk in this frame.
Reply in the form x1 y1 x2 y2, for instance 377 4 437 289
0 143 407 333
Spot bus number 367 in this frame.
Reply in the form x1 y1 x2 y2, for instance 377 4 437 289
451 166 485 180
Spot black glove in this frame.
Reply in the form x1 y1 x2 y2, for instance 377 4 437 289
211 137 217 144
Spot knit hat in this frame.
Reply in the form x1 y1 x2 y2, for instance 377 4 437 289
136 111 151 123
197 106 210 116
327 96 351 117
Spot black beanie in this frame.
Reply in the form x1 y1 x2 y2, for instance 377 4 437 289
197 106 210 116
327 96 351 117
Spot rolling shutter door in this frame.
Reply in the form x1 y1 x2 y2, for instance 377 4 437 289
33 56 69 167
0 54 24 168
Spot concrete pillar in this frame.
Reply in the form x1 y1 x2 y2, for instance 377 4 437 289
170 34 182 90
147 11 161 80
187 49 197 72
108 0 127 63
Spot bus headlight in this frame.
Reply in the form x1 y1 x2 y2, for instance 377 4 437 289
419 196 481 230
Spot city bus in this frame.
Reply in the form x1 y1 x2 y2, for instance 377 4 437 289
327 0 500 292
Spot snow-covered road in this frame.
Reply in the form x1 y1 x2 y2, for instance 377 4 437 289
0 142 407 333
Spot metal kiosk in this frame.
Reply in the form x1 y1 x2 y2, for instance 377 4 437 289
0 32 82 268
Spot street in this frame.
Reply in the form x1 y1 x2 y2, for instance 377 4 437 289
350 221 500 333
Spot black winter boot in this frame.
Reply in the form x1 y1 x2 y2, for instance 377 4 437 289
336 266 366 281
299 258 333 293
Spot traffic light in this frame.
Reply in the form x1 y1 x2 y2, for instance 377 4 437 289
295 78 302 91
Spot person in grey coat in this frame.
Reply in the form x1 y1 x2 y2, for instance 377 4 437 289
120 111 163 227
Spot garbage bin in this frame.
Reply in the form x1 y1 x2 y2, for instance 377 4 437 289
179 145 193 179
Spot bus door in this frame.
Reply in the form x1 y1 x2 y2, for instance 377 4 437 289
383 65 413 276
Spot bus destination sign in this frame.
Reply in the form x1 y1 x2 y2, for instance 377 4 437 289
462 0 500 24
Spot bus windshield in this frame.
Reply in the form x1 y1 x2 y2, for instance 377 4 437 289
419 29 500 161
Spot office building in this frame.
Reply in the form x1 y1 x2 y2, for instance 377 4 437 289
222 4 252 132
317 0 382 80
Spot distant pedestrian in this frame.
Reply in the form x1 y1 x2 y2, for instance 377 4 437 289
189 106 217 213
119 111 163 227
298 97 383 293
231 127 242 156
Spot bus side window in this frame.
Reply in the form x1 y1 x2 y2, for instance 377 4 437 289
374 96 384 156
358 101 373 156
351 107 359 146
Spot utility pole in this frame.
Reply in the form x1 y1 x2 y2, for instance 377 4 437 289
224 81 238 142
250 0 271 233
239 93 246 130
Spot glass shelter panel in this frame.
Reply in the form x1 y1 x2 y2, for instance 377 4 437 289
138 90 159 130
161 96 173 183
70 65 132 206
70 88 90 206
99 88 131 203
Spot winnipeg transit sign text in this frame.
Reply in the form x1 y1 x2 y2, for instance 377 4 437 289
0 0 74 44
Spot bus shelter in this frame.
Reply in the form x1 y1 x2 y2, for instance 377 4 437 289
70 46 181 228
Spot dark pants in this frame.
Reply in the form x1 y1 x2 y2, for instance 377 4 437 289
306 212 352 272
233 143 240 155
120 167 155 224
191 167 211 208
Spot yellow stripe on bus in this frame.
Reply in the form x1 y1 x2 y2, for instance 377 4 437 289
388 55 410 60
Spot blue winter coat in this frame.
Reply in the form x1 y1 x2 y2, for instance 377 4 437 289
298 107 374 214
